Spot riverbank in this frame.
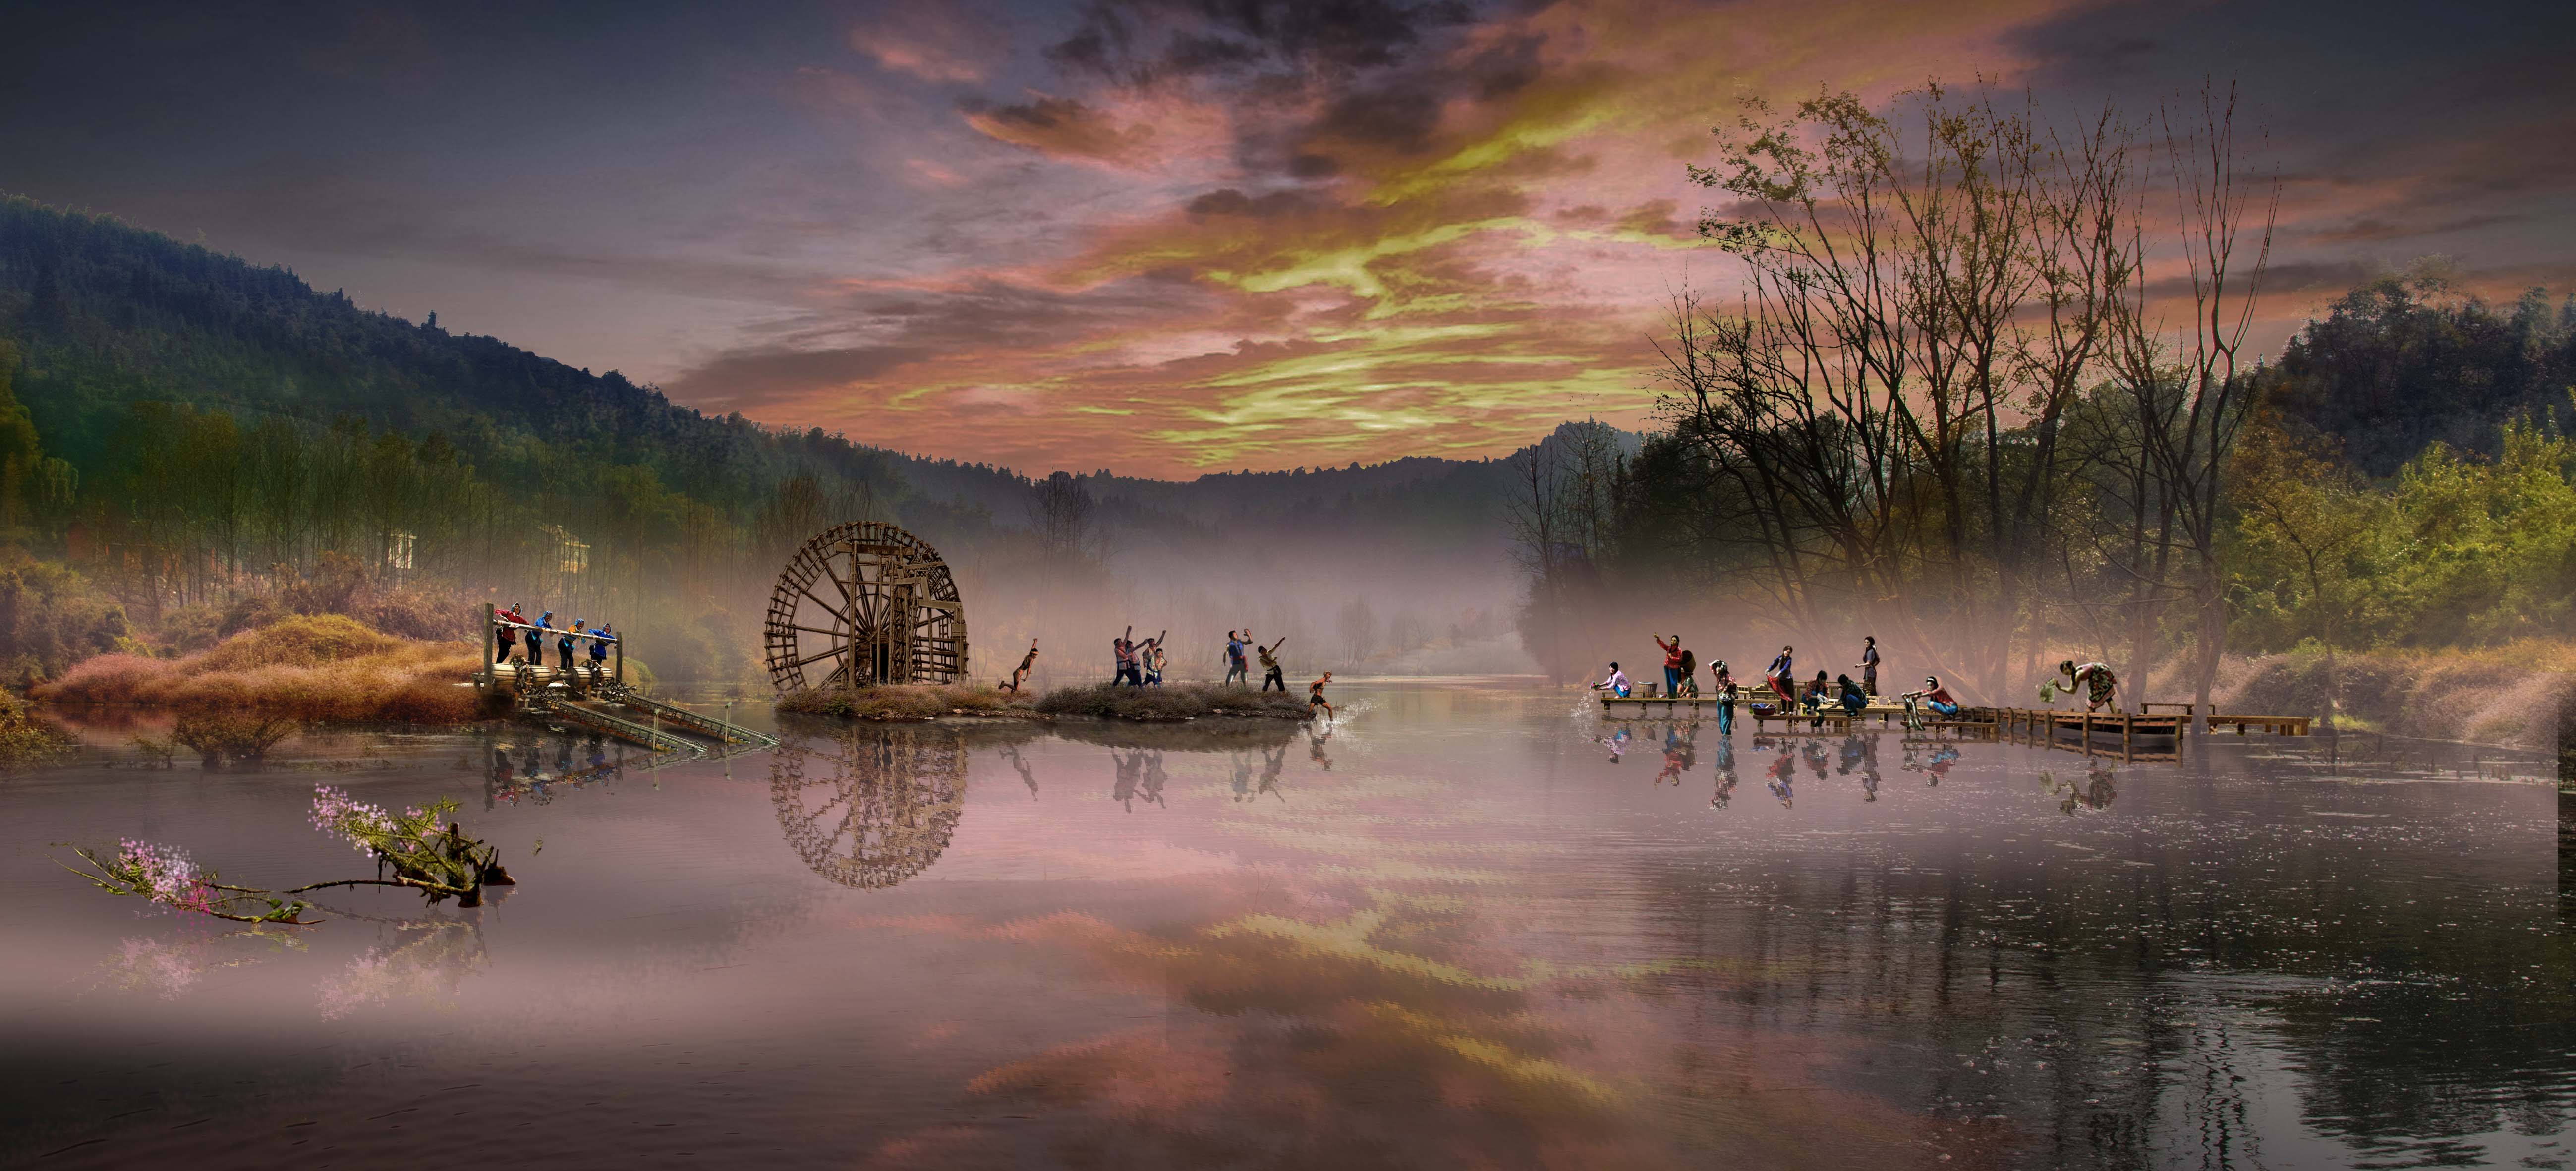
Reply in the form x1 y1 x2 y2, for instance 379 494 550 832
2195 642 2572 750
32 614 495 724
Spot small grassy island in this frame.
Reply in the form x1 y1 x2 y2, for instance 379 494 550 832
776 680 1312 723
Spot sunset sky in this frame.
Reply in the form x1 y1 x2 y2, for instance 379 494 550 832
9 0 2572 476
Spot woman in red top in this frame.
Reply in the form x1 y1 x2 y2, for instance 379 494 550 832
1653 634 1687 697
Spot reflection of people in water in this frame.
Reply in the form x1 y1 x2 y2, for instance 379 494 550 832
1111 748 1145 811
1711 737 1738 808
1599 724 1631 763
1259 743 1288 800
1001 743 1038 800
1139 750 1168 807
2048 763 2119 814
1925 744 1959 784
1230 751 1253 802
1655 723 1697 786
1306 724 1335 771
1801 739 1829 781
1767 744 1797 808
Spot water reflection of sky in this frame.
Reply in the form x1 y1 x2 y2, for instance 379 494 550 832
0 684 2568 1169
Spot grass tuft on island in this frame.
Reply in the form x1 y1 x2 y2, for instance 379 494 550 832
1034 681 1312 721
35 614 496 724
776 683 1029 721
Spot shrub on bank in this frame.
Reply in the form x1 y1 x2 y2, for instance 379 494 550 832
35 614 491 724
1033 681 1311 720
776 683 1026 721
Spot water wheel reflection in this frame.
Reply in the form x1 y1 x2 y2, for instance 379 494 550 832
770 727 967 889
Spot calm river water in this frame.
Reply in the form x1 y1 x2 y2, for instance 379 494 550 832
2 682 2569 1170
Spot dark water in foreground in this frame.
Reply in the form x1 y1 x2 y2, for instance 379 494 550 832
2 683 2569 1170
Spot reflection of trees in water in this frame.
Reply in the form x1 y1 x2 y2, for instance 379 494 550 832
770 727 967 889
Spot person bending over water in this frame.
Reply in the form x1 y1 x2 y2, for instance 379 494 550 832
1764 646 1796 712
1591 661 1631 699
2057 659 2119 713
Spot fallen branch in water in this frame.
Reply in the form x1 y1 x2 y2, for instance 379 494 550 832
65 785 518 925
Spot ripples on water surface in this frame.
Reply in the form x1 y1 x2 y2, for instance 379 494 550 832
2 683 2568 1170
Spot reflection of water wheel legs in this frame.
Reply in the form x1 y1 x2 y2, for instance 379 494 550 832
770 728 968 889
763 522 967 693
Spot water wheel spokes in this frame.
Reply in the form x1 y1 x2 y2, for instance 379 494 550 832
764 522 968 693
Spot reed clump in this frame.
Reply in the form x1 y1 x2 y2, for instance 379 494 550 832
1033 681 1312 721
777 683 1028 721
36 614 492 725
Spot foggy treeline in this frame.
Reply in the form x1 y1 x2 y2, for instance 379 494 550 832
1510 81 2576 714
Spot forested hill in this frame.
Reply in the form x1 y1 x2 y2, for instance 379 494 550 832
0 194 913 516
0 194 1567 546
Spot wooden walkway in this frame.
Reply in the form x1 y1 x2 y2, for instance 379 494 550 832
1599 693 2313 762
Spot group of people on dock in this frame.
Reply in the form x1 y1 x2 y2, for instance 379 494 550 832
492 605 619 676
1591 634 2121 732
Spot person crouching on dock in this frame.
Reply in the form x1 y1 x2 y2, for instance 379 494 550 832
1592 661 1631 699
1903 676 1960 718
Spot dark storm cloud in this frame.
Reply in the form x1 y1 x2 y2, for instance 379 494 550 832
1046 0 1475 83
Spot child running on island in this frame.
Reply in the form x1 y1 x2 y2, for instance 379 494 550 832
1003 639 1038 694
1256 635 1287 692
2056 660 2119 712
1308 671 1335 723
1902 676 1960 718
1142 635 1166 686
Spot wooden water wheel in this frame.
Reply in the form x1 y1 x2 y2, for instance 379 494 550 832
769 727 966 889
763 521 966 691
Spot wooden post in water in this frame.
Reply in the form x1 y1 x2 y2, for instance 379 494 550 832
481 602 495 690
2082 711 2093 757
614 636 624 685
2558 676 2574 928
2122 713 2134 761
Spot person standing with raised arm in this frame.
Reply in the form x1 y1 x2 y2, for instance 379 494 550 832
1004 639 1038 694
1256 634 1288 692
1653 634 1687 698
1223 630 1249 687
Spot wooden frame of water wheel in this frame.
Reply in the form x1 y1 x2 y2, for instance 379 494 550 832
763 522 967 691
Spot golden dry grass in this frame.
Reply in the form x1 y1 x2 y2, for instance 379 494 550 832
36 614 493 724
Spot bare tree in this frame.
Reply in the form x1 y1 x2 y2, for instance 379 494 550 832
1028 471 1097 563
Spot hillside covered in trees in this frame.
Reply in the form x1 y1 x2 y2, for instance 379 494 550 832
0 195 1539 683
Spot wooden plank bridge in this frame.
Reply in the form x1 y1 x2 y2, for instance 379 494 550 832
1600 692 2312 763
475 604 778 757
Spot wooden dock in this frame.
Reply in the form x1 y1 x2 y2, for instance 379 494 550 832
1599 693 2312 762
